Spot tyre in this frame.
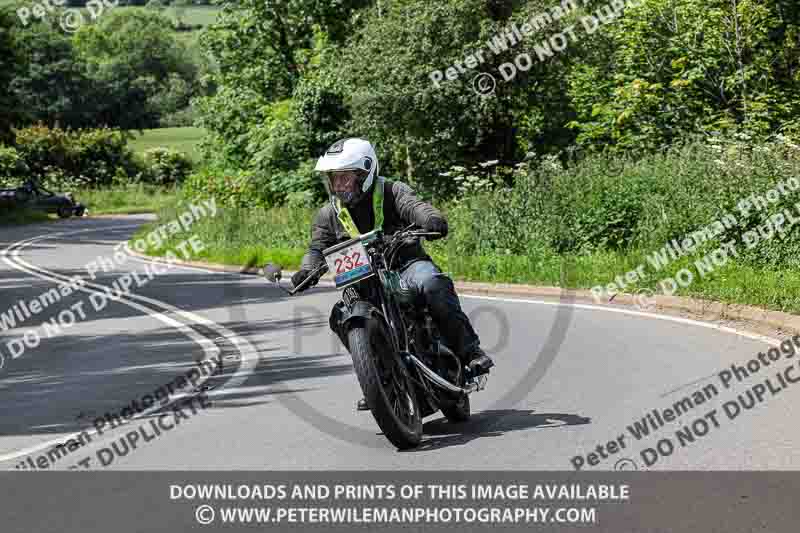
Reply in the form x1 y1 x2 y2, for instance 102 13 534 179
440 393 470 423
348 321 422 449
75 206 86 217
57 207 73 219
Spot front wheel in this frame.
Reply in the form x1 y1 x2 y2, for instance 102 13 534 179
348 321 422 449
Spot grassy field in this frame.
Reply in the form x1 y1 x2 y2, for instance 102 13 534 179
171 5 220 26
127 127 205 162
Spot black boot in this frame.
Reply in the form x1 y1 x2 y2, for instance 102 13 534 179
357 397 370 411
464 345 494 376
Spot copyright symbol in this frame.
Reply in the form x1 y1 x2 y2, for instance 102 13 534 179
614 458 638 471
634 288 656 311
472 73 497 97
195 505 215 525
59 9 84 33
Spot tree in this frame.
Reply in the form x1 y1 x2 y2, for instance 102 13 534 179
201 0 374 102
73 9 201 129
8 18 99 130
335 0 585 192
196 0 374 175
567 0 800 151
0 8 27 143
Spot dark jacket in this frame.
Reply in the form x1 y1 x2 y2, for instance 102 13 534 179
300 178 445 272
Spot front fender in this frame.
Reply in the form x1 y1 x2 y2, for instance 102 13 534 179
329 300 387 350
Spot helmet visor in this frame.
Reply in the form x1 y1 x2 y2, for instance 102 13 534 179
327 170 361 194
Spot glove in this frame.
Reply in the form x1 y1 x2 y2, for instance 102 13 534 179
424 217 448 240
291 269 318 292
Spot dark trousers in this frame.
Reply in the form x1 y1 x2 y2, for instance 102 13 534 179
399 260 480 360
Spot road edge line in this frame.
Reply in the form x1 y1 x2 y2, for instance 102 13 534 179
127 250 800 338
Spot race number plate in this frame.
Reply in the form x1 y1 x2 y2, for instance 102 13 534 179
324 241 374 288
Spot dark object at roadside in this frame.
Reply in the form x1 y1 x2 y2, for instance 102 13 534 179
0 179 87 218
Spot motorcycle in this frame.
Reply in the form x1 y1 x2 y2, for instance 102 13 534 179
263 224 488 449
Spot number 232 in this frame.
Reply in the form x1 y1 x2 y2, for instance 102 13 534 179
334 252 364 274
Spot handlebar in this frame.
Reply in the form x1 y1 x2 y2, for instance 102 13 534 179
389 224 441 244
290 262 328 295
263 225 441 296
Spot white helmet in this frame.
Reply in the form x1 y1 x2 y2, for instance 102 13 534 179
315 138 379 207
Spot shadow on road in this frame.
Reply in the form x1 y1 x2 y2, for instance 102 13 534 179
407 410 591 452
0 313 353 441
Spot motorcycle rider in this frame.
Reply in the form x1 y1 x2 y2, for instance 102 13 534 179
292 138 494 411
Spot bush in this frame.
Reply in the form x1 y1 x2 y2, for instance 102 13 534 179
141 147 193 185
184 158 325 209
0 145 27 183
262 159 325 206
183 166 263 208
13 125 142 188
437 137 800 270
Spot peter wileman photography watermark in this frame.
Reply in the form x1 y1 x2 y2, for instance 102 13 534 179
591 178 800 307
0 199 217 368
16 0 119 33
570 334 800 470
14 357 220 470
428 0 647 97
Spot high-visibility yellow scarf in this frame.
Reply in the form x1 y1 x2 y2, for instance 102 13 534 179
333 176 384 238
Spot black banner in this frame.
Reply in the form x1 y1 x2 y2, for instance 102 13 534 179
2 472 797 532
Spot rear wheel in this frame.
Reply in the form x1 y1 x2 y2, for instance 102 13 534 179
348 321 422 449
57 207 73 219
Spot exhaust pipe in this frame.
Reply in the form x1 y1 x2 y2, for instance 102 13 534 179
406 353 476 395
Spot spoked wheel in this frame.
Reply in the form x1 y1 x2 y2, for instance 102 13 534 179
347 320 422 449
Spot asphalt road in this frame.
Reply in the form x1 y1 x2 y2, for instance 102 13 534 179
1 215 798 471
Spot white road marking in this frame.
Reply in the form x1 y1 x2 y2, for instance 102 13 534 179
0 225 258 465
461 294 781 346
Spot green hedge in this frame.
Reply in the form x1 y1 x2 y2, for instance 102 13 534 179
183 161 321 209
1 126 197 190
141 147 193 185
12 125 140 188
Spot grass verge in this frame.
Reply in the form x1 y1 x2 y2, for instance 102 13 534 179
132 205 308 268
132 203 800 315
0 208 51 226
